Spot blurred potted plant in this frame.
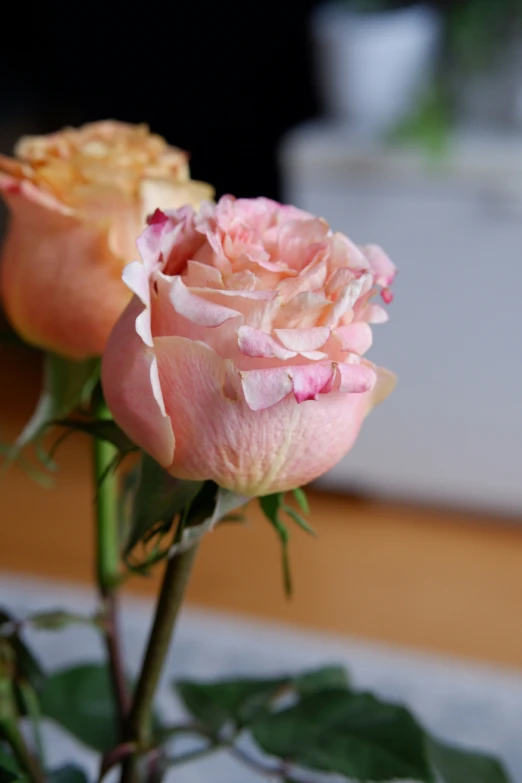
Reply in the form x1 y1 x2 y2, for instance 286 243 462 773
388 0 522 155
310 0 441 135
447 0 522 129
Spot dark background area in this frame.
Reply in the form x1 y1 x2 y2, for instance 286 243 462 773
1 0 449 200
1 0 326 200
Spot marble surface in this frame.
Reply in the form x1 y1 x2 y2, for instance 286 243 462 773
2 573 521 782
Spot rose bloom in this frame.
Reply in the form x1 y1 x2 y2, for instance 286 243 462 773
102 196 396 496
0 121 213 359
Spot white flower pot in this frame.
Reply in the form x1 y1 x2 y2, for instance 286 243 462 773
310 3 441 135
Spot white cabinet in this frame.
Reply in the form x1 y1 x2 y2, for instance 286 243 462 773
280 124 522 513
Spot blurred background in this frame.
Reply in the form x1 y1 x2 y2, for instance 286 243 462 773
2 0 522 774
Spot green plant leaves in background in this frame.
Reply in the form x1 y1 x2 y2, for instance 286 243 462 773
176 667 512 783
175 665 349 736
0 606 46 699
427 736 514 783
293 665 350 694
27 610 94 633
1 352 100 477
176 677 289 734
175 667 436 782
10 637 46 696
40 664 118 753
252 688 434 783
46 765 89 783
0 747 25 782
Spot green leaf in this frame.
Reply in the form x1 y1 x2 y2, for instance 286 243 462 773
427 736 513 783
46 765 89 783
259 490 316 595
125 453 204 553
251 688 434 783
40 664 118 752
1 353 99 474
259 494 292 596
294 665 350 695
0 608 46 694
0 747 25 782
292 487 309 515
282 505 316 537
168 483 248 558
176 677 289 734
10 637 45 694
175 665 350 735
52 418 136 455
28 610 93 632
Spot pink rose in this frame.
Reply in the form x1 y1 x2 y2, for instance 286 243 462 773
102 196 396 495
0 121 213 359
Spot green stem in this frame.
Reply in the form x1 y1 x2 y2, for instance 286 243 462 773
0 644 43 781
93 404 120 592
93 401 130 727
120 543 200 782
18 680 45 766
0 718 43 782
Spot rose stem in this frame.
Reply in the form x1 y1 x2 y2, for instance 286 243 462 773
120 542 200 782
1 717 44 782
93 399 130 727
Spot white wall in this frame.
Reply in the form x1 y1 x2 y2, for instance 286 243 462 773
280 124 522 514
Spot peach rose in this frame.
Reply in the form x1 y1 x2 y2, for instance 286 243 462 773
102 196 396 496
0 121 213 359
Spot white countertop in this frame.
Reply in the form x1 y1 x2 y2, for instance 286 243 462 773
2 573 521 781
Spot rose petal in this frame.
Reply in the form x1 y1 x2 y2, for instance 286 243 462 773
325 267 358 296
240 367 294 411
122 260 149 304
278 218 330 270
358 303 390 324
366 365 397 411
184 260 224 289
277 256 329 302
336 362 377 393
194 287 276 301
333 323 373 355
329 232 370 272
102 297 175 467
300 351 328 360
275 326 330 352
324 275 371 327
169 276 241 326
136 209 174 268
275 292 330 329
140 178 214 226
190 288 281 331
238 325 296 360
0 178 130 358
289 363 335 403
361 244 396 287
